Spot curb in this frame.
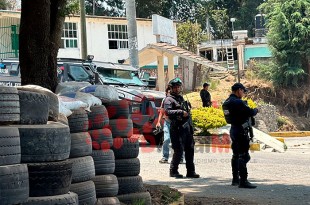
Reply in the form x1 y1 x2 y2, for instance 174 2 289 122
195 143 261 151
269 131 310 137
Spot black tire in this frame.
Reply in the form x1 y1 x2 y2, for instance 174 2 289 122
69 156 95 183
92 150 115 175
96 197 120 205
114 158 140 177
0 127 21 166
88 105 109 130
117 176 144 195
0 85 20 123
108 119 133 138
92 174 118 198
23 192 78 205
70 180 96 205
117 192 152 205
89 128 113 150
70 132 92 158
112 138 139 159
18 90 49 124
0 164 29 205
104 100 129 119
12 122 71 162
68 109 89 133
27 160 72 197
17 85 59 122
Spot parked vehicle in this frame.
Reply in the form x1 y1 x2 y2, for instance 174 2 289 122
0 57 165 145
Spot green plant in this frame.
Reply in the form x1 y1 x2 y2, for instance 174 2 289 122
161 186 182 203
277 116 287 128
242 98 257 109
191 107 227 135
132 199 146 205
209 79 220 90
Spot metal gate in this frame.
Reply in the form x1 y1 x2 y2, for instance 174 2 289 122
0 25 19 59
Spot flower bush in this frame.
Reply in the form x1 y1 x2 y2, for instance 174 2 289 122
242 98 257 109
191 107 227 135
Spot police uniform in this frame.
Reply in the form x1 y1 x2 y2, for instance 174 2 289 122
222 83 258 188
200 83 211 107
164 78 199 178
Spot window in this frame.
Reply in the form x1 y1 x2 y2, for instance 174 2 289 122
61 22 78 48
108 24 128 49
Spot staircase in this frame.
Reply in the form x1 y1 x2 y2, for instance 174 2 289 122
226 45 235 69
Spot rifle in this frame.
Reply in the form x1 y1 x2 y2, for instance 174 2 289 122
242 101 255 141
181 101 194 135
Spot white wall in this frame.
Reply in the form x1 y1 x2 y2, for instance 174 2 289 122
58 16 178 66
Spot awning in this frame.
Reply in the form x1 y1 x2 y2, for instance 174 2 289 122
126 43 227 71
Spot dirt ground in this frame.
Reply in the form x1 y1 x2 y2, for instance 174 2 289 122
145 184 258 205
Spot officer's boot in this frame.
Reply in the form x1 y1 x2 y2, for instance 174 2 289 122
231 158 239 186
238 156 256 189
186 171 200 178
170 169 183 178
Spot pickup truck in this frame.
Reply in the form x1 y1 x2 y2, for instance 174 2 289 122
0 57 165 145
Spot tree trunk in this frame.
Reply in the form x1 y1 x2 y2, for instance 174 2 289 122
20 0 66 92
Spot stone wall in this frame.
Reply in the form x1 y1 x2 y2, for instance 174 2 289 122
254 104 278 132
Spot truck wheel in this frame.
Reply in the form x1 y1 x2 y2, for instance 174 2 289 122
92 174 119 197
70 180 96 205
117 192 152 205
27 160 72 197
0 164 29 205
108 119 133 138
114 158 140 177
89 128 113 150
68 109 89 133
117 175 144 195
112 138 139 159
70 132 92 158
96 197 120 205
0 86 20 123
88 105 109 130
18 90 49 124
92 149 115 175
23 192 78 205
104 100 129 119
0 127 21 166
69 156 95 183
13 122 71 163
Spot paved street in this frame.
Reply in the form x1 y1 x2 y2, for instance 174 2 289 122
138 137 310 205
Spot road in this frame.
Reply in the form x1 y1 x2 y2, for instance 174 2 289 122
138 137 310 205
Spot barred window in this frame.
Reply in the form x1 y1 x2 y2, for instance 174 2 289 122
108 24 128 49
61 22 78 48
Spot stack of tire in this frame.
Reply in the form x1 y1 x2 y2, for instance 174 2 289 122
13 87 78 204
104 100 152 205
0 86 29 205
67 108 97 205
87 105 120 204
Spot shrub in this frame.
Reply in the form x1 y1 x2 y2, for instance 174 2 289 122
242 98 257 109
191 107 227 135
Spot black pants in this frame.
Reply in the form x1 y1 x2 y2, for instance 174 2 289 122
230 125 251 181
202 101 211 107
169 123 195 173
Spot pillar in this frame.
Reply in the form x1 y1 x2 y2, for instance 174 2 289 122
167 54 175 82
157 55 165 91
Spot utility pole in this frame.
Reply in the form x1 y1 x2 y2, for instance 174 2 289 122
93 0 95 15
126 0 139 69
80 0 88 59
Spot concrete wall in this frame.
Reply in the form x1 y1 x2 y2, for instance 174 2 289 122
244 45 272 63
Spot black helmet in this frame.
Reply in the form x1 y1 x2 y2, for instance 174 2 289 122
168 77 183 87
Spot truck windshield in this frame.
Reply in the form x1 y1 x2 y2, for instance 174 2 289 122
97 68 132 79
69 65 90 81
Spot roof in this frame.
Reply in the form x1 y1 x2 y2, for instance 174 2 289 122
134 43 227 71
94 61 138 71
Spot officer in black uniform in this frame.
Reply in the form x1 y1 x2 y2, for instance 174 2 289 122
222 83 258 188
164 77 199 178
200 82 212 107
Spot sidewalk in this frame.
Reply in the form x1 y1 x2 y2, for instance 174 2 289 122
138 137 310 205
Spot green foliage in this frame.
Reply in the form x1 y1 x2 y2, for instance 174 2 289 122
210 9 230 40
65 0 80 15
135 0 163 18
0 0 7 9
277 116 287 128
246 59 275 81
85 0 124 16
177 21 205 53
260 0 310 87
192 107 227 135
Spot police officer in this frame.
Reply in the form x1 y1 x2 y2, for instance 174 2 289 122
200 82 212 107
164 77 199 178
222 83 258 188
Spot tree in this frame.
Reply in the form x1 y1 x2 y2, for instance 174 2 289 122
177 21 204 53
85 0 124 16
19 0 68 92
135 0 163 18
260 0 310 87
0 0 8 9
